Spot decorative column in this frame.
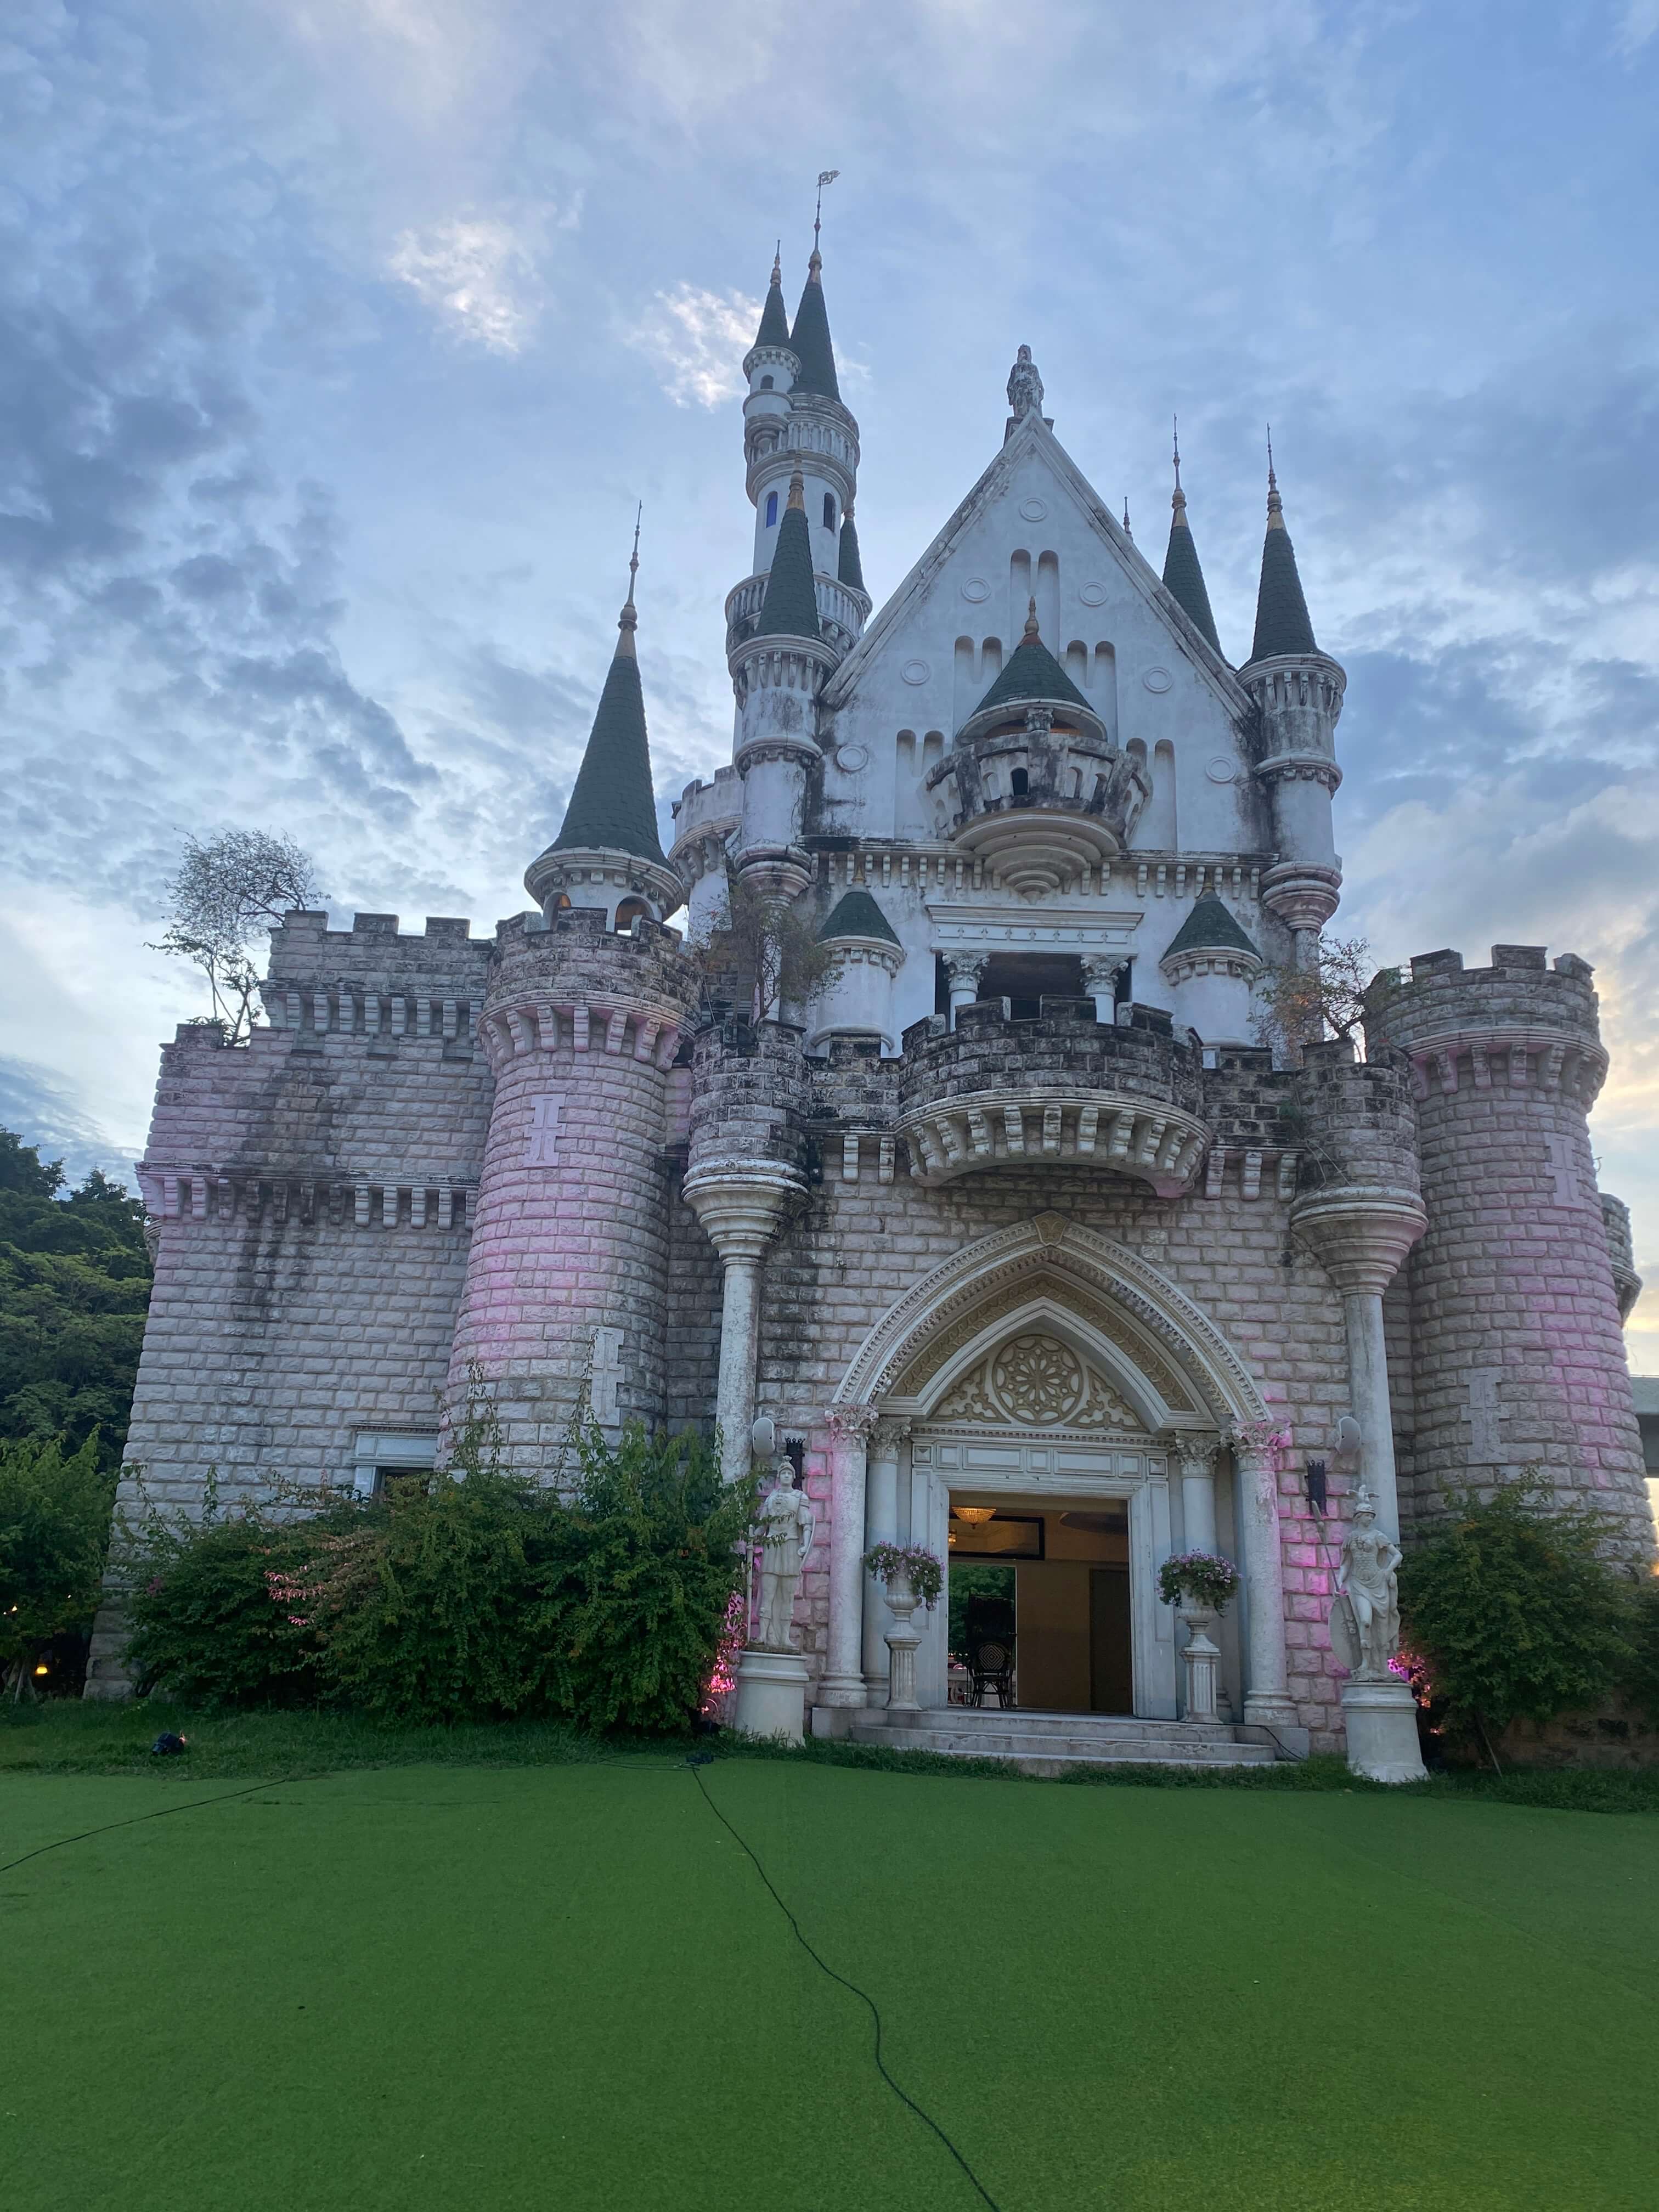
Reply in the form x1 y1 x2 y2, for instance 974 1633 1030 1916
1234 1423 1298 1735
821 1404 879 1712
1080 955 1125 1028
1289 1187 1428 1540
681 1168 802 1485
943 951 988 1027
1175 1434 1221 1553
862 1418 907 1695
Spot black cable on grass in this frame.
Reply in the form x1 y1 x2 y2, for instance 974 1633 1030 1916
688 1759 1004 2212
0 1775 329 1876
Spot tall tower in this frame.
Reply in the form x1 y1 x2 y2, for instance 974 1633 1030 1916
447 561 699 1470
1238 454 1346 969
1366 944 1654 1559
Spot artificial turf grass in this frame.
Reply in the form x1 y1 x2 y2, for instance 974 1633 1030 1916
4 1760 1656 2212
7 1700 1658 1813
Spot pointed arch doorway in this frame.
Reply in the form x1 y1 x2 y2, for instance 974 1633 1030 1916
833 1215 1272 1724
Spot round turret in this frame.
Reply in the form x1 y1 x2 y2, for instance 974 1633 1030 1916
1365 943 1654 1558
446 911 699 1471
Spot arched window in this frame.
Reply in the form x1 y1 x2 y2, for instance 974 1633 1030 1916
765 491 778 527
822 493 836 531
760 375 774 390
614 899 650 935
1010 766 1029 798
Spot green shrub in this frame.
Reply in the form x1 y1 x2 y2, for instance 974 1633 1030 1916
121 1392 756 1734
1618 1575 1659 1727
123 1477 364 1707
1398 1474 1632 1739
0 1432 116 1691
525 1421 756 1733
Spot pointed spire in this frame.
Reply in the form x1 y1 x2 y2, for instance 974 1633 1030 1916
551 516 665 864
837 498 865 593
755 469 821 639
753 243 789 349
1161 419 1222 655
1248 431 1318 662
788 237 840 401
968 599 1092 722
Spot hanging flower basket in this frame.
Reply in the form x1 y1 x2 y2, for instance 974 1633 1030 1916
864 1543 945 1610
1157 1550 1241 1612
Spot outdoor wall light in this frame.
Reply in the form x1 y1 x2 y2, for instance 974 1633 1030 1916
952 1505 996 1526
1305 1459 1328 1517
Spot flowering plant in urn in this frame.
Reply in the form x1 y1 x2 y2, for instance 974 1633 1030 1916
863 1543 944 1609
1157 1551 1241 1612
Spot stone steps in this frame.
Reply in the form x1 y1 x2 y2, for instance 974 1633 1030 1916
849 1706 1278 1775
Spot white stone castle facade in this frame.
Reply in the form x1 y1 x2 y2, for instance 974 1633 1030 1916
92 248 1657 1752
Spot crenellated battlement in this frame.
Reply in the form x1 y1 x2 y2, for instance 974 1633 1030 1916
1365 943 1607 1107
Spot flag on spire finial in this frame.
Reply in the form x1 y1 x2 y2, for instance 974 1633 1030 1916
812 170 840 266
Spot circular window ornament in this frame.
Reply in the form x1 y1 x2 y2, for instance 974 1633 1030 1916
1018 496 1048 522
961 577 991 603
900 658 930 687
1079 581 1108 607
834 742 870 774
1142 666 1173 694
1205 756 1237 785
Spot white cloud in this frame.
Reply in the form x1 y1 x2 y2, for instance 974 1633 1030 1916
625 283 762 409
1612 2 1659 56
388 209 569 352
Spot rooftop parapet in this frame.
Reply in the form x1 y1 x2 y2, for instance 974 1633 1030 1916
1364 944 1607 1107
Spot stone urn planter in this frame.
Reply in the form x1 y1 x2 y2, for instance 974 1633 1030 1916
1157 1551 1241 1726
864 1544 944 1716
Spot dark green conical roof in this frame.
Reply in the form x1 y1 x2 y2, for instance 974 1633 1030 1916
788 254 840 401
754 256 789 349
968 603 1091 723
1248 473 1317 662
819 889 899 945
837 507 865 592
551 597 665 864
1164 891 1260 961
1162 482 1222 655
755 473 821 639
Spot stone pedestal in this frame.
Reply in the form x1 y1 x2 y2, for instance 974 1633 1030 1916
1342 1678 1427 1784
1177 1602 1221 1724
731 1647 809 1741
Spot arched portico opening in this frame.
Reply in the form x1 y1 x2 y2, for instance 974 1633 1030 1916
822 1214 1285 1727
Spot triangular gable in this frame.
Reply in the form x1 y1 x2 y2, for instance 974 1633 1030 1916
822 412 1249 719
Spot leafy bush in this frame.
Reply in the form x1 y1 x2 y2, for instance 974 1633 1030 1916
123 1475 363 1706
1397 1474 1632 1738
526 1421 757 1733
122 1395 756 1734
0 1433 116 1692
1618 1575 1659 1727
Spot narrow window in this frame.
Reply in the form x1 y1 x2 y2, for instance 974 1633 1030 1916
765 491 778 527
822 493 836 531
1010 767 1029 798
760 375 774 390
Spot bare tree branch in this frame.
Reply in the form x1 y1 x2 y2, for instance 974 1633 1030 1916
150 830 321 1042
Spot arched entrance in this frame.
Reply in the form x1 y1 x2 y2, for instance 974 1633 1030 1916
832 1214 1271 1721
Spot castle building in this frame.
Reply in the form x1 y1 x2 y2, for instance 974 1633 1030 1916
91 245 1657 1757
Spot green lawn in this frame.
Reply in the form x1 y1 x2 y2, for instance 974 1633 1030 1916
2 1730 1655 2210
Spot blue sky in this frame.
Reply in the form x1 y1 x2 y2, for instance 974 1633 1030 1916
3 0 1658 1357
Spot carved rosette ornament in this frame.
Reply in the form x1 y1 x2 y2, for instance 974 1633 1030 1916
826 1403 881 1446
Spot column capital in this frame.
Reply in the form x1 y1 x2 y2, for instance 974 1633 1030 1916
870 1415 912 1457
1169 1431 1222 1481
826 1402 881 1445
1290 1186 1428 1297
941 950 989 991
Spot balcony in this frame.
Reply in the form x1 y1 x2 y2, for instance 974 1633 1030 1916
924 705 1150 897
724 571 870 661
895 999 1210 1196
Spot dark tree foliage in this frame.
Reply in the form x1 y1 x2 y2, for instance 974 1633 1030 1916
0 1434 116 1691
1618 1576 1659 1727
0 1129 152 1474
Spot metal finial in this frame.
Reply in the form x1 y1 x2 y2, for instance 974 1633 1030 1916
1266 426 1284 524
771 239 781 285
812 170 840 260
1172 415 1182 492
618 504 641 642
1266 424 1277 493
1122 494 1132 536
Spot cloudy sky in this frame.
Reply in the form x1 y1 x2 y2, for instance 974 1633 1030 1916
3 1 1658 1354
